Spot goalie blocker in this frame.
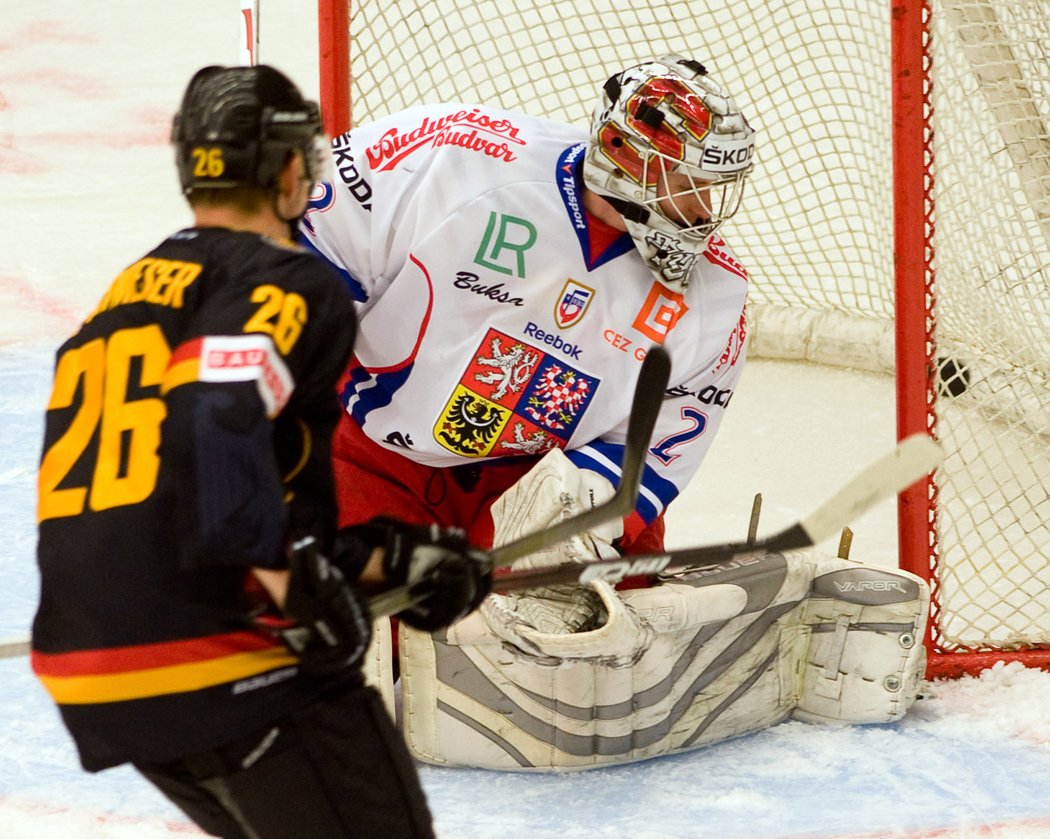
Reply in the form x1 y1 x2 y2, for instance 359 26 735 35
396 550 929 771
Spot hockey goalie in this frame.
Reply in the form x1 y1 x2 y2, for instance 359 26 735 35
397 449 930 771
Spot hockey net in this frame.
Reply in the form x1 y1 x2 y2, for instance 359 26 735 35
315 0 1050 678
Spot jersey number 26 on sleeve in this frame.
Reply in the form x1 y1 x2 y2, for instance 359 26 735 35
243 284 307 355
38 324 169 521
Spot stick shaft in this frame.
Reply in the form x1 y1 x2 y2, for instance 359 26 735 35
0 430 938 656
492 433 943 592
0 636 30 659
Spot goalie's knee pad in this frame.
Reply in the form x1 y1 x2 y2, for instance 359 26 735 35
398 552 816 771
397 552 929 770
793 556 929 725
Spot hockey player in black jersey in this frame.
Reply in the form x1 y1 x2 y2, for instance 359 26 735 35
31 65 489 839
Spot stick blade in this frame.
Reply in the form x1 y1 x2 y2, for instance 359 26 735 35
799 433 944 546
616 346 671 507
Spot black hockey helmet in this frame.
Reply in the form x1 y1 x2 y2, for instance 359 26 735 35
172 65 325 195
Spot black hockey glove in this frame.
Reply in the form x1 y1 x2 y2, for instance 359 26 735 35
340 517 493 631
281 536 373 675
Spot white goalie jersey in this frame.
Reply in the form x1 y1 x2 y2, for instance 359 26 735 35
300 103 748 524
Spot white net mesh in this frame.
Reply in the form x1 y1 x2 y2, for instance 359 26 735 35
331 0 1050 660
928 2 1049 652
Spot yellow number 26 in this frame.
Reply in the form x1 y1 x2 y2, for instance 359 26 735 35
38 324 170 521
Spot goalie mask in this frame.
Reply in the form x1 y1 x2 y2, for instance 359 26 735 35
583 55 756 289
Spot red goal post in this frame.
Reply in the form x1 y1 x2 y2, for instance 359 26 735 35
314 0 1050 678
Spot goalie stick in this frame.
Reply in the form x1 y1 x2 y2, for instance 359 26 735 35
364 345 672 619
488 433 944 592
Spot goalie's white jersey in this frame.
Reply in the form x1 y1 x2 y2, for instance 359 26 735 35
300 103 748 524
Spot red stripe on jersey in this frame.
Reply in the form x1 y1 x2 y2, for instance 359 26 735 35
31 630 281 677
169 336 204 365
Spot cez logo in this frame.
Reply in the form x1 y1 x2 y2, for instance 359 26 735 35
633 282 689 342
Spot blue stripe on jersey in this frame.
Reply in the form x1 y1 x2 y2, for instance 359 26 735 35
341 361 414 426
566 443 679 524
341 252 434 426
555 144 635 271
297 234 369 302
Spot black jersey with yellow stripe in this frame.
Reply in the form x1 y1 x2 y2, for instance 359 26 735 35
32 227 357 771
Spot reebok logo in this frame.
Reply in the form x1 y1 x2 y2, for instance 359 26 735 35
523 322 582 359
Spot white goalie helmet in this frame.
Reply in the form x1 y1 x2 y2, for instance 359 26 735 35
583 55 756 288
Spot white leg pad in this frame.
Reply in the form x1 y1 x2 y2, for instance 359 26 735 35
482 579 656 667
361 617 396 720
397 551 930 770
792 556 929 725
399 552 815 770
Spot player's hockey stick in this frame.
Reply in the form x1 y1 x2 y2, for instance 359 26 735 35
364 345 672 619
489 433 944 592
0 411 937 657
0 347 669 657
0 636 30 660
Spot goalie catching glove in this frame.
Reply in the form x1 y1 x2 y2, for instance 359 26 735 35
341 517 493 631
485 448 624 636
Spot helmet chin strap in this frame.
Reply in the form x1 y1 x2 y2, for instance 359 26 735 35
603 196 651 225
273 180 311 239
601 195 704 289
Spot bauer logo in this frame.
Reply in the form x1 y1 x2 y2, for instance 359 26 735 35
812 569 920 605
270 111 312 123
194 335 294 417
